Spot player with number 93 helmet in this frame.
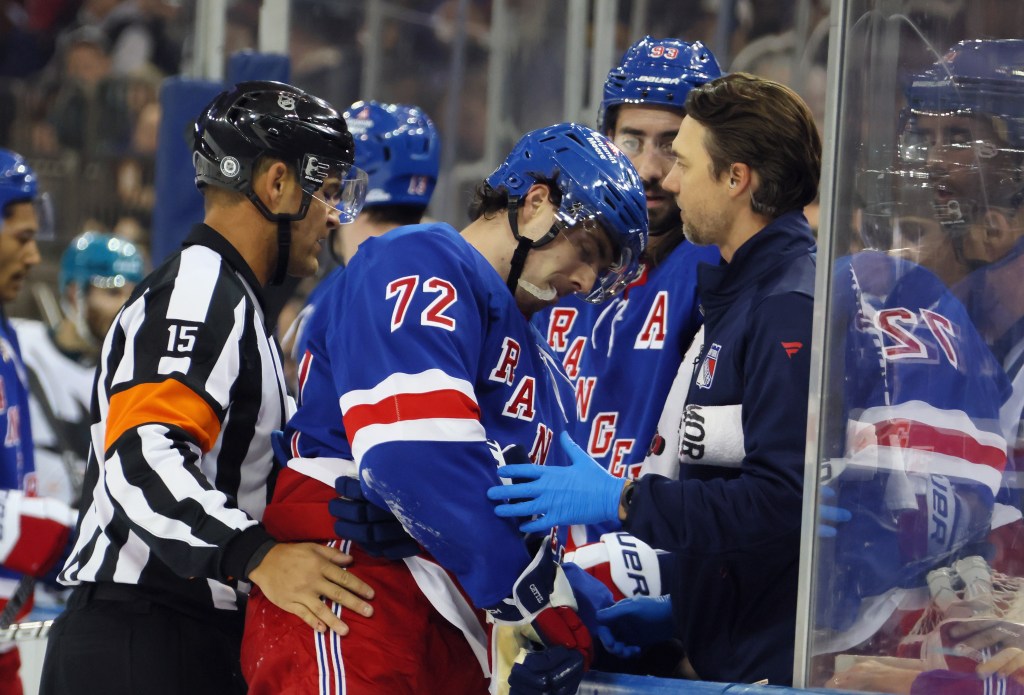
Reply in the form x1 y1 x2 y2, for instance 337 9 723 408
598 36 722 134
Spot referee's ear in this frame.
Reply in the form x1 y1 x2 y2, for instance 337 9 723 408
253 160 296 214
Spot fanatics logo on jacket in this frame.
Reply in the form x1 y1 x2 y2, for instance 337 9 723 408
695 343 721 390
781 341 803 358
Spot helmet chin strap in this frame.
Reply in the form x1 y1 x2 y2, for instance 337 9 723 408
247 188 311 286
504 196 559 296
270 218 291 285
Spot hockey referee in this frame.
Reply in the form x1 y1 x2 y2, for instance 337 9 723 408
40 81 376 695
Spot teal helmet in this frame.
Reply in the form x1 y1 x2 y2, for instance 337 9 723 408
59 232 144 294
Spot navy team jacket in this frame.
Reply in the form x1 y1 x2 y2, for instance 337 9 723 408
625 210 816 686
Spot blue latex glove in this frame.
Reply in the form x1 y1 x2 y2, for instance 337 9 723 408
507 645 585 695
486 431 625 533
329 476 420 560
595 594 675 659
818 485 852 538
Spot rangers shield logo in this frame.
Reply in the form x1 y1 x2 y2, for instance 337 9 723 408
695 343 721 390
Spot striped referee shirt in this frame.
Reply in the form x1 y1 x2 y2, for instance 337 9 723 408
59 224 286 613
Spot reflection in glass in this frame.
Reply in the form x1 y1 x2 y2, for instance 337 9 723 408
809 27 1024 694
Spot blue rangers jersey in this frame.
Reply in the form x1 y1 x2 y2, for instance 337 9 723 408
534 239 717 543
817 251 1011 639
0 315 32 497
954 236 1024 481
285 263 339 378
265 222 578 609
0 312 64 618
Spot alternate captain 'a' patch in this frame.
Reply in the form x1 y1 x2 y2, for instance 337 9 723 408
695 343 721 390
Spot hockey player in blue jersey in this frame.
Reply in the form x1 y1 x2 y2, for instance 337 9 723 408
533 37 722 548
488 73 822 685
284 100 440 375
0 150 75 695
241 123 648 695
924 40 1024 413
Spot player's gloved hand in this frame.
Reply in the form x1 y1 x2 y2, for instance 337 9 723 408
595 594 675 659
508 645 586 695
329 476 420 560
818 485 851 538
487 432 625 533
487 537 594 671
0 490 75 577
560 561 614 631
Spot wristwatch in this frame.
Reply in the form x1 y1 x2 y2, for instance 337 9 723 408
619 480 637 520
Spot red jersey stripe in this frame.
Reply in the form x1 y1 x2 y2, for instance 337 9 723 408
865 418 1007 472
343 388 481 436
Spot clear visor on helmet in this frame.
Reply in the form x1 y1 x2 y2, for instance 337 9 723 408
34 191 56 241
553 208 642 304
301 154 369 223
856 165 985 254
2 192 56 241
859 199 950 255
90 274 135 290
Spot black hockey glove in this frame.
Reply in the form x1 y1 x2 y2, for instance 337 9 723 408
488 536 594 694
329 476 420 560
507 645 585 695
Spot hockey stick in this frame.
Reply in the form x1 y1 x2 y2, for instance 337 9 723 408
0 575 38 629
24 366 87 505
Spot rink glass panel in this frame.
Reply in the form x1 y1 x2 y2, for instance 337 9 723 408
799 0 1024 691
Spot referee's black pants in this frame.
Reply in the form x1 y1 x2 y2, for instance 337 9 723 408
38 583 247 695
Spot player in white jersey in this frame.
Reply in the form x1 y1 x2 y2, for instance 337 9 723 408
13 232 143 506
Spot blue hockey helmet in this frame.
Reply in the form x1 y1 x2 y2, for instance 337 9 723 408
904 39 1024 149
59 232 145 294
0 148 55 239
0 149 38 215
343 101 440 208
486 122 648 303
597 36 723 133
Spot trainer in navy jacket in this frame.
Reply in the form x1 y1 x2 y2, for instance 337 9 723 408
628 210 816 685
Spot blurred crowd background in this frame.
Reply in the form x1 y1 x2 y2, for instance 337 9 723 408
0 0 1021 325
